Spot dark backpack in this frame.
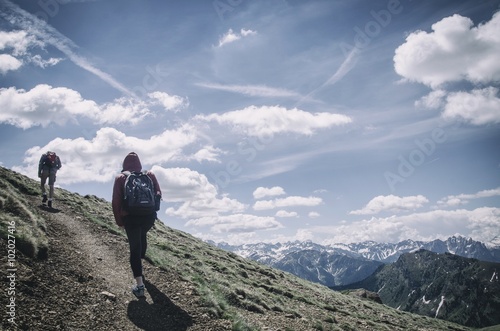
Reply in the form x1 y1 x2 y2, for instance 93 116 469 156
122 171 157 215
44 152 57 167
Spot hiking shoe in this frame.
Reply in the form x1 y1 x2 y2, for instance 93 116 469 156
42 194 47 204
47 200 52 208
132 284 145 298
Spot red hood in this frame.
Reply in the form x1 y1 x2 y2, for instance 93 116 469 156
122 152 142 172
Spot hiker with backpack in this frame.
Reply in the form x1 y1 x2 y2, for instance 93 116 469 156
38 151 62 208
112 152 161 298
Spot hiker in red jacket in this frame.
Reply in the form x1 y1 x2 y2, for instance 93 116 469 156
38 151 62 208
112 152 161 298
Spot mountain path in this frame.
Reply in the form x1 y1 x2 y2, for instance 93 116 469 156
4 196 232 331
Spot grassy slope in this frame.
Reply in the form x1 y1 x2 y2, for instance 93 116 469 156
1 166 493 330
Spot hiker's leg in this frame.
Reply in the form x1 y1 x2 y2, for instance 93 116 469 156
48 171 56 199
125 224 143 279
40 170 48 195
140 218 155 259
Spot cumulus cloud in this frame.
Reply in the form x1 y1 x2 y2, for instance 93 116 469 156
148 91 189 112
0 84 188 129
196 105 352 137
151 166 246 220
253 186 286 199
217 28 257 47
276 210 298 218
394 13 500 88
350 195 429 215
12 126 201 184
0 30 64 72
0 54 22 73
318 207 500 245
437 187 500 207
442 87 500 125
149 167 282 234
253 195 323 210
0 30 33 55
415 90 447 109
395 12 500 126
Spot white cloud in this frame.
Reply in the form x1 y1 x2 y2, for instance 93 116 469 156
442 87 500 125
395 13 500 122
190 146 223 163
138 166 272 233
350 195 429 215
196 82 303 99
148 91 189 112
0 84 189 128
318 207 500 245
217 28 257 47
308 211 320 218
415 90 447 109
1 1 132 95
30 54 63 68
276 210 298 218
437 187 500 207
196 105 352 137
253 186 286 199
186 214 282 233
0 30 36 56
394 12 500 88
253 195 323 210
0 54 22 73
12 126 201 184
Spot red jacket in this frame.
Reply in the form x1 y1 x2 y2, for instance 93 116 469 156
112 152 161 226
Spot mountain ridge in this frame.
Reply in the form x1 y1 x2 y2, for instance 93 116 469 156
213 236 500 264
335 249 500 328
212 236 500 288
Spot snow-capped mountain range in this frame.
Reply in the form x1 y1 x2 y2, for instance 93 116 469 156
214 236 500 264
210 236 500 287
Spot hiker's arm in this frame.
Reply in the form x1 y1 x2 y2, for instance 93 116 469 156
112 175 125 227
38 155 45 177
56 156 62 170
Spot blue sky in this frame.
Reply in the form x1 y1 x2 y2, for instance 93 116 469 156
1 0 499 246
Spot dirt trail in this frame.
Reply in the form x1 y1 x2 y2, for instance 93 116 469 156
3 196 232 331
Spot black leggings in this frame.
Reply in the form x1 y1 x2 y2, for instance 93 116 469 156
124 215 155 278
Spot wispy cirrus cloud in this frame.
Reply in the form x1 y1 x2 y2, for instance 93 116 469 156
0 0 132 95
196 82 304 99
